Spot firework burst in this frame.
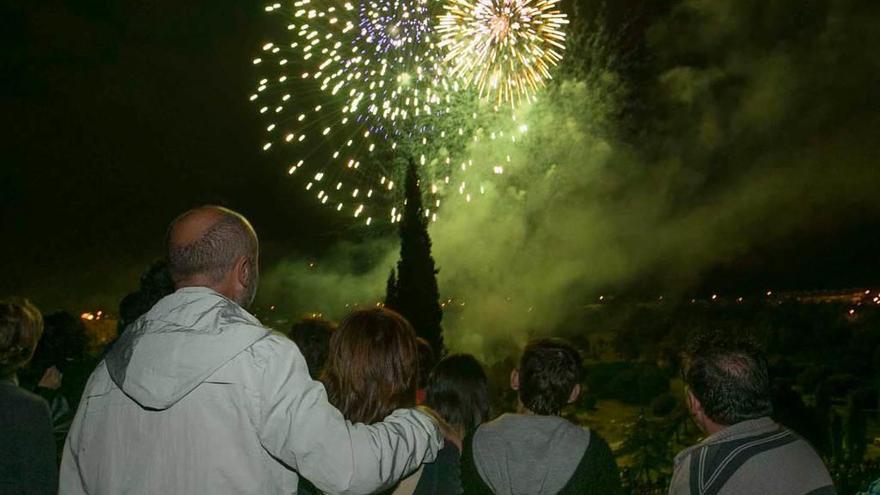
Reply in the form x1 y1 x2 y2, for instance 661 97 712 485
252 0 536 225
252 0 463 226
437 0 568 105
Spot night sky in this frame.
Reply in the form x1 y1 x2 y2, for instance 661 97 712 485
3 0 879 312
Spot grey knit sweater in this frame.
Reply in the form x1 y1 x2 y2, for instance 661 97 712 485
669 417 835 495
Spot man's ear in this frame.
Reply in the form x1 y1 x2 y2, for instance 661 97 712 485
510 369 520 391
568 383 581 404
686 389 701 416
234 255 250 288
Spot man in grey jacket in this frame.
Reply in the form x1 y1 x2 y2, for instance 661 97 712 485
669 339 834 495
60 206 442 494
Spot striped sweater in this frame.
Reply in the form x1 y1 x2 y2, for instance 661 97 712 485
669 417 835 495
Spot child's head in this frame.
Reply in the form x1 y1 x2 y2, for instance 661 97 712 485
425 353 491 438
512 339 582 416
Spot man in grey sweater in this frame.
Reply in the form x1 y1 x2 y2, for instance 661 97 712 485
669 339 835 495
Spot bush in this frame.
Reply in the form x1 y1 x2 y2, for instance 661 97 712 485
579 393 598 411
585 362 670 405
796 365 828 393
815 374 862 401
650 393 678 417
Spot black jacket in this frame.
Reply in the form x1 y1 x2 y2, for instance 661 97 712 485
0 378 58 495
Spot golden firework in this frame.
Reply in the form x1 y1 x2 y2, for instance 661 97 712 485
438 0 568 105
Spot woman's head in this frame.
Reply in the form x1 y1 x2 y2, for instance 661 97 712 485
322 307 419 424
0 299 44 379
426 353 491 438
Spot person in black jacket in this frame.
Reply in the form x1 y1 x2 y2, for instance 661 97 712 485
460 338 622 495
0 299 58 495
416 354 493 494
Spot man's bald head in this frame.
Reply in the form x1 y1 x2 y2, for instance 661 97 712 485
166 206 259 293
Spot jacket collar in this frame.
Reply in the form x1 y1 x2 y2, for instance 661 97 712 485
675 417 778 466
701 417 778 445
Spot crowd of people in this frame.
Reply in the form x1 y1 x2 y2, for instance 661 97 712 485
0 206 842 494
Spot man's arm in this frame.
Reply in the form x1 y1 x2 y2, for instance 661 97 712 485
256 336 442 495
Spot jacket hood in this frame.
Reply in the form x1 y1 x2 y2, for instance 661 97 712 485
473 414 591 495
105 287 269 410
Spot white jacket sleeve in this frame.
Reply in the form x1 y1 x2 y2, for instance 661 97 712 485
257 338 442 495
59 391 89 495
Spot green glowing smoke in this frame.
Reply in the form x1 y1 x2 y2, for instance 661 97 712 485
262 0 880 357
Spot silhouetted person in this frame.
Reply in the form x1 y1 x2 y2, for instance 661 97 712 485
461 338 622 495
0 299 58 495
117 260 175 334
416 337 435 404
670 339 835 494
286 316 336 379
60 205 441 494
421 353 493 493
425 353 491 444
20 310 94 458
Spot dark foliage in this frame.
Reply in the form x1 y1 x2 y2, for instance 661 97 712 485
384 159 444 355
585 362 670 405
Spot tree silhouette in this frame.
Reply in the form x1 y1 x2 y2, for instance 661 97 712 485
385 158 444 355
384 268 399 308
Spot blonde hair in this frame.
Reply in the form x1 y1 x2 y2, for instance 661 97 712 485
0 299 44 378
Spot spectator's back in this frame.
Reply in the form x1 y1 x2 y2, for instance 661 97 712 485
460 339 622 495
669 338 834 495
59 206 442 494
669 417 834 495
0 299 57 495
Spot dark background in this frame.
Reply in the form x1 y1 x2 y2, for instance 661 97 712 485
2 0 878 311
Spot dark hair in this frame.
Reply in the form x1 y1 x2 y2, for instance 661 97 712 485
166 208 257 285
118 261 175 332
416 337 435 389
322 308 419 424
518 338 582 416
0 299 44 378
288 317 336 379
425 354 491 438
683 340 773 425
30 311 87 370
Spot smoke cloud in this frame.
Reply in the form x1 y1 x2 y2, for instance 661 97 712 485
261 0 880 356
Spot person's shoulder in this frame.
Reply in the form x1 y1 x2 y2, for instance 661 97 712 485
0 384 50 413
672 442 701 469
438 437 461 461
778 426 830 466
244 330 306 369
584 427 611 452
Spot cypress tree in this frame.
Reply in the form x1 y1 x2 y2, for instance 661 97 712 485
384 268 398 308
385 158 444 355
